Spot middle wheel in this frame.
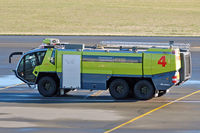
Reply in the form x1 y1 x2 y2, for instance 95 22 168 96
109 79 130 99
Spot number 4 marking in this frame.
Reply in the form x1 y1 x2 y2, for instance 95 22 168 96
158 56 167 67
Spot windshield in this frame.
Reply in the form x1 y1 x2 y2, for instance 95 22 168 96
17 51 46 83
37 51 46 65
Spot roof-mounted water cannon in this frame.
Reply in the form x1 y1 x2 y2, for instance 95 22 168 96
40 38 85 50
42 38 60 45
40 38 61 49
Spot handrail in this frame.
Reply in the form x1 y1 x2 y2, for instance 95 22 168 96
100 41 190 50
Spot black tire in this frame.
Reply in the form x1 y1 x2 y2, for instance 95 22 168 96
109 79 130 99
133 80 155 100
38 76 58 97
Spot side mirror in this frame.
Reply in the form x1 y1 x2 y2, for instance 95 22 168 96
9 52 23 63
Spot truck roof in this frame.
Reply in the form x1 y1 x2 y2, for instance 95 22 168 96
26 40 190 55
25 48 47 55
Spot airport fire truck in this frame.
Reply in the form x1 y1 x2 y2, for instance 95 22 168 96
9 38 191 100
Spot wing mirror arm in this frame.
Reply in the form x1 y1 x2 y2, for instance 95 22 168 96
9 52 23 63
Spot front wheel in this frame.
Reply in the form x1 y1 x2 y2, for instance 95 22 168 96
109 79 130 99
38 76 58 97
133 80 155 100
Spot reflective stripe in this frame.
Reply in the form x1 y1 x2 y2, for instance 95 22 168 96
172 76 177 83
82 55 142 63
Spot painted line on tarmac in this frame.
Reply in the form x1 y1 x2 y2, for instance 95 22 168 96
91 90 105 96
0 83 25 90
145 100 200 103
84 90 106 99
172 100 200 103
104 90 200 133
146 100 200 103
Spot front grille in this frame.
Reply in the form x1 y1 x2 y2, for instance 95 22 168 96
179 52 191 84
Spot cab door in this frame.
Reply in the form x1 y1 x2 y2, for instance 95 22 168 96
17 53 38 83
17 51 46 83
24 53 38 82
62 54 81 89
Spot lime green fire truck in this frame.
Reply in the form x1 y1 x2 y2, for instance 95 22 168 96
9 39 191 100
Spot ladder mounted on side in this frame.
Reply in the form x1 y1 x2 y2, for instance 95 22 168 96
99 41 190 52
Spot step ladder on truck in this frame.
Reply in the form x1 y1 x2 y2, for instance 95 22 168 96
9 38 191 100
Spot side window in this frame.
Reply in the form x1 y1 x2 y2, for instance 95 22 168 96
50 50 55 65
36 51 46 65
17 58 24 77
25 53 37 70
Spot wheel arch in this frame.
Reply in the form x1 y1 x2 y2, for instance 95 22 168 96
36 72 60 88
107 76 155 90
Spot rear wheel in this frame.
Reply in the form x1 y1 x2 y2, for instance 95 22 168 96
38 76 58 97
109 79 130 99
133 80 155 100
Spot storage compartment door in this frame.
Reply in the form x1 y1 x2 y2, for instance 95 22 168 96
62 54 81 88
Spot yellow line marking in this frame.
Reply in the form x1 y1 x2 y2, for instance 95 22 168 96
0 83 25 90
91 90 105 96
104 90 200 133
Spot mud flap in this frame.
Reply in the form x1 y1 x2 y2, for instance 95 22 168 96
152 71 176 91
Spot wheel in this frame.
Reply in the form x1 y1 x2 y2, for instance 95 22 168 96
133 80 155 100
38 76 58 97
109 79 130 99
